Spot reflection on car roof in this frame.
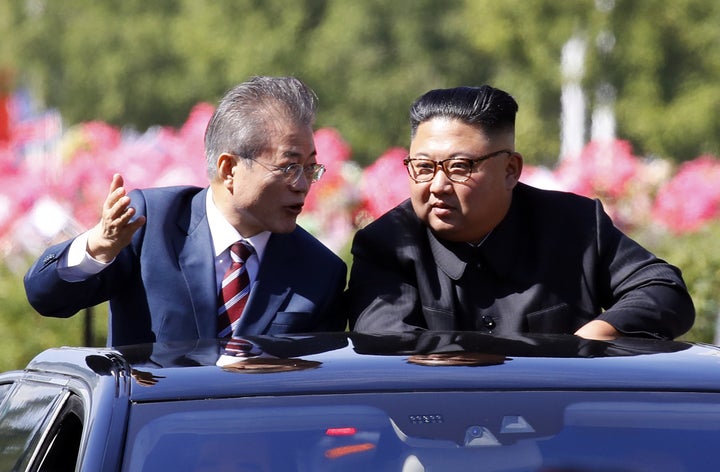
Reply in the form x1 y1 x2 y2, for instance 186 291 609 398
26 331 720 402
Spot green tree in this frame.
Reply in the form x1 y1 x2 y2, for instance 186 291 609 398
460 0 720 164
599 0 720 162
301 0 485 163
3 0 483 164
2 0 719 166
460 0 599 165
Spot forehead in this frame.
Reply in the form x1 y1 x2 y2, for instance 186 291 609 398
410 118 491 154
263 120 316 158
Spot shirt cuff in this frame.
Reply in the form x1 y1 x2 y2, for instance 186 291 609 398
57 232 114 282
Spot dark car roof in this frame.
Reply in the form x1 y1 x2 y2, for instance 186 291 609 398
25 331 720 402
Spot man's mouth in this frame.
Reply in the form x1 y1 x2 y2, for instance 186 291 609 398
430 200 454 217
286 203 304 214
431 200 453 210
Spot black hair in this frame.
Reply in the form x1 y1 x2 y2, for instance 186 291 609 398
409 85 518 138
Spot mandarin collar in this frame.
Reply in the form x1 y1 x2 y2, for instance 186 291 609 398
478 195 522 280
427 228 466 280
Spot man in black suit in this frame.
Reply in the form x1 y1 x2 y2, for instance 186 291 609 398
347 85 694 340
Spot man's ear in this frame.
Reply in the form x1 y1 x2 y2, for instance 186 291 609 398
505 151 523 189
217 153 237 186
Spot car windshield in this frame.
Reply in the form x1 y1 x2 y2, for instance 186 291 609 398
122 391 720 471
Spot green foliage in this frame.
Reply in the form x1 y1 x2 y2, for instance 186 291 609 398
633 223 720 344
461 0 596 165
4 0 716 167
600 1 720 162
0 262 107 372
302 0 481 164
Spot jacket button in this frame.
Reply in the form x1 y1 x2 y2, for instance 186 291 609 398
481 315 496 330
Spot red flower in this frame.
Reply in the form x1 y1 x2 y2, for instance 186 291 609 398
304 128 352 212
358 147 409 221
652 155 720 233
555 140 640 199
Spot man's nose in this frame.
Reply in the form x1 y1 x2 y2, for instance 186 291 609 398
291 172 311 192
429 166 453 193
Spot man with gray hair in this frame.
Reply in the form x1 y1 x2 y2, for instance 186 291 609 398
25 76 347 346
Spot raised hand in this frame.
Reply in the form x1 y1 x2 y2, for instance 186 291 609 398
86 174 146 263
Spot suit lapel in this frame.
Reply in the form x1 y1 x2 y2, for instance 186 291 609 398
175 188 218 339
234 232 296 335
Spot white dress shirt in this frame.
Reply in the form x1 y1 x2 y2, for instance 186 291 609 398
58 188 271 294
205 188 270 291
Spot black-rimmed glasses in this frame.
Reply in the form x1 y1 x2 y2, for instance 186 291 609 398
403 149 512 183
232 155 326 184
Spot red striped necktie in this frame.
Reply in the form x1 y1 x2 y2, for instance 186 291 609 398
217 242 253 337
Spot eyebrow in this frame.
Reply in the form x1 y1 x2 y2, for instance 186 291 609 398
282 149 317 160
411 152 478 160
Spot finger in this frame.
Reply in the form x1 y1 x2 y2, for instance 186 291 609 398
111 215 145 245
103 186 127 215
103 174 127 210
105 194 133 221
113 204 140 228
109 173 124 193
126 215 146 233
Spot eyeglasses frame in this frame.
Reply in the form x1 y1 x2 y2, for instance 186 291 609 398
403 149 513 183
227 154 326 184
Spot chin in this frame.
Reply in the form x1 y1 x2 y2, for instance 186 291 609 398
428 224 459 241
427 216 457 232
272 221 298 234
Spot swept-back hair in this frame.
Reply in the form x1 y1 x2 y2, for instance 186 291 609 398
204 76 317 178
409 85 518 139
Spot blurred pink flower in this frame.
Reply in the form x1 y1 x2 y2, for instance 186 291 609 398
305 128 352 212
358 147 409 221
315 128 351 168
77 121 122 153
520 164 566 191
555 140 640 199
152 131 208 188
7 94 720 261
295 129 358 252
0 150 47 238
46 106 212 229
652 155 720 233
177 102 214 172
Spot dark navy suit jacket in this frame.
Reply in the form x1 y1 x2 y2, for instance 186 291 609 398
347 183 694 339
25 186 347 346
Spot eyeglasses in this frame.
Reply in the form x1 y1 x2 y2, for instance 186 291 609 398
231 155 326 184
403 149 513 183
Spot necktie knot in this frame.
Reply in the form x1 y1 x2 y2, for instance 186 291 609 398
229 241 253 263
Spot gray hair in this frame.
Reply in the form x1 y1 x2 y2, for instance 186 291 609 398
204 76 318 178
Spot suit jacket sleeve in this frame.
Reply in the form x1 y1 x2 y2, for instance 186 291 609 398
23 236 137 318
348 203 431 332
589 200 695 339
24 239 105 318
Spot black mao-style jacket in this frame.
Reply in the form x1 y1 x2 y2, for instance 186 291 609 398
347 183 695 339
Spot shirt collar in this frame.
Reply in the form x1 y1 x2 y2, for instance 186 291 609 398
427 228 466 280
206 188 271 260
478 193 522 280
